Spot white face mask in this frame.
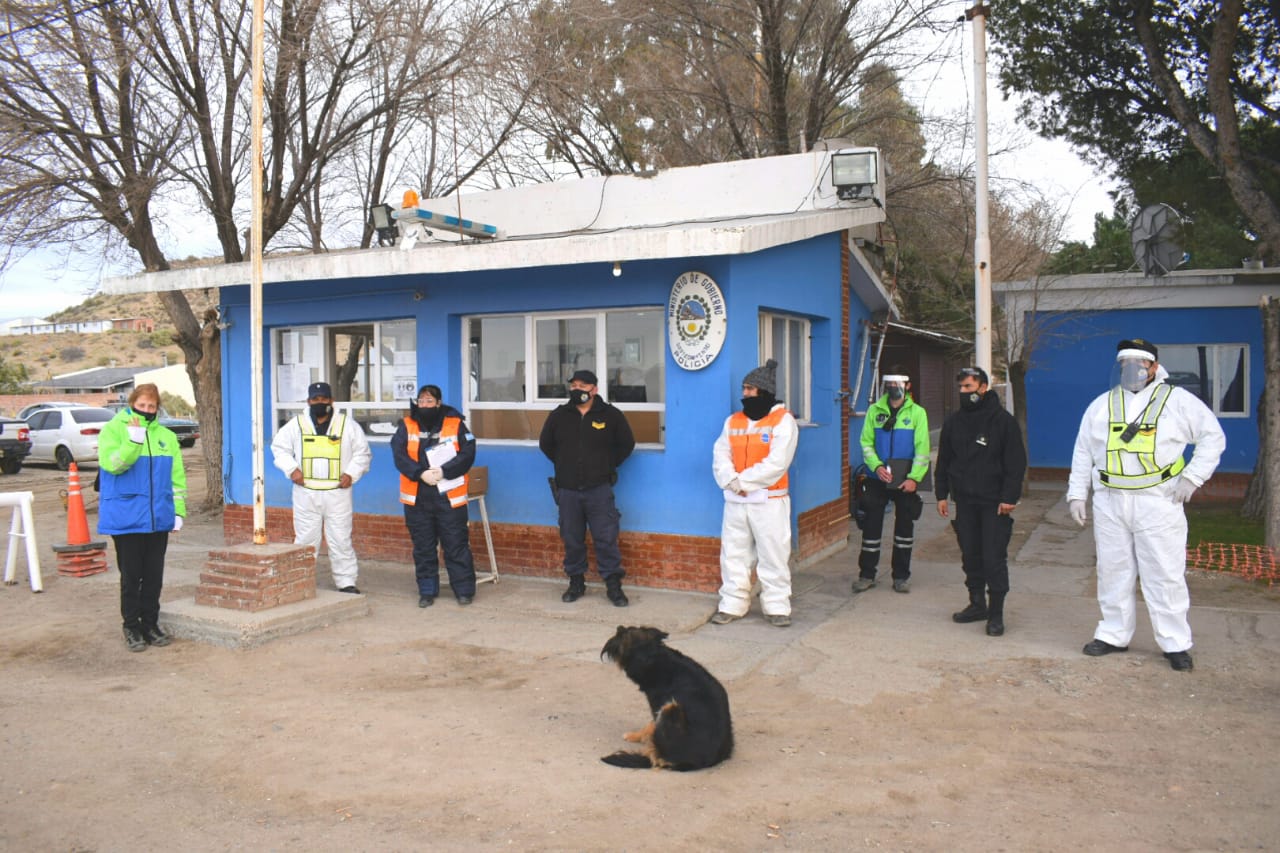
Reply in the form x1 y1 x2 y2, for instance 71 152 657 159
1118 360 1151 393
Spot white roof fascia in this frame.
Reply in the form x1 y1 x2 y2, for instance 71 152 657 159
103 206 885 295
846 234 897 318
994 269 1280 313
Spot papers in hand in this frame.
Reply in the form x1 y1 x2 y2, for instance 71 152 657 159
724 488 767 504
425 442 465 493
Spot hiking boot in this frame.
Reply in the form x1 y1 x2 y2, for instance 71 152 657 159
952 603 988 623
766 613 791 627
123 626 147 652
892 578 911 594
605 576 629 607
1163 650 1194 671
851 577 876 594
418 594 435 608
986 615 1004 636
709 611 742 625
1082 639 1128 656
142 625 172 647
561 574 586 603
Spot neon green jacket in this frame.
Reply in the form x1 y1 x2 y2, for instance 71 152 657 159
860 394 930 483
97 408 187 534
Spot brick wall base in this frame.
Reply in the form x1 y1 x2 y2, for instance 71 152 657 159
195 542 316 611
797 497 851 565
1029 467 1250 503
224 505 725 593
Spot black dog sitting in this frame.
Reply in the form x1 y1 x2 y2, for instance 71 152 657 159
599 625 733 771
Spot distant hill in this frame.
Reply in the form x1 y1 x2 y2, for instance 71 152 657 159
2 290 219 382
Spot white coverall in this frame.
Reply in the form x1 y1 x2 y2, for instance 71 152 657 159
712 404 799 618
271 413 372 589
1067 367 1225 653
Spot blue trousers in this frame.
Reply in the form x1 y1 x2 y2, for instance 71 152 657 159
404 498 476 598
557 483 623 579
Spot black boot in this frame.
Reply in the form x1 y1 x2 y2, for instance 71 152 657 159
561 574 586 603
605 575 629 607
952 588 988 623
986 592 1005 636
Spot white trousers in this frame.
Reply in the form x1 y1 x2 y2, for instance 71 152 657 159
292 485 358 589
1091 488 1191 652
718 497 793 617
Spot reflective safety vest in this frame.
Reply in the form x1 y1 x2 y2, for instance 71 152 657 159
1099 384 1186 489
299 414 346 490
728 407 789 498
399 415 469 508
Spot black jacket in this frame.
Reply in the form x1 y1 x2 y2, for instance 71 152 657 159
539 396 635 490
935 391 1026 505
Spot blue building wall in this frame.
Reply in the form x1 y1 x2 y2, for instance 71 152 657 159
219 232 859 538
1023 306 1262 473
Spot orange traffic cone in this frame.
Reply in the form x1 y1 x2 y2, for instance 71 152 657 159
65 462 91 545
53 461 109 578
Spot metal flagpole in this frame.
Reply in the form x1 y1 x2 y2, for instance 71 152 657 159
250 0 267 544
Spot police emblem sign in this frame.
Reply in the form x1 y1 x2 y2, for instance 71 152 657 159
667 271 726 370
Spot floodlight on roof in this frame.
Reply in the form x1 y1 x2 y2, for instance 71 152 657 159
830 150 879 201
369 203 397 247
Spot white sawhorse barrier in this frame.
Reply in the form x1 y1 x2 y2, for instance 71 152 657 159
1 491 42 592
467 467 499 585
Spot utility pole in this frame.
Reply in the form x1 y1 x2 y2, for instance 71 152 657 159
966 3 993 375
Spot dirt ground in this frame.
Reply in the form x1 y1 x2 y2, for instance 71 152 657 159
2 453 1278 851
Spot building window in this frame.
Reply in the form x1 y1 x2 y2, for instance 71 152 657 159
272 319 416 436
465 308 665 443
1159 343 1248 417
758 311 810 422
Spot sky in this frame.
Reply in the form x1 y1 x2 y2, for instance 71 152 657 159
0 9 1117 323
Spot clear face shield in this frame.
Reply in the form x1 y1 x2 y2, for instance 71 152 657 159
1111 356 1153 393
881 374 909 402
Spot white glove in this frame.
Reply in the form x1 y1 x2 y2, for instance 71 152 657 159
1172 477 1198 504
127 425 147 444
173 516 184 532
726 478 742 494
1068 499 1088 527
421 468 443 486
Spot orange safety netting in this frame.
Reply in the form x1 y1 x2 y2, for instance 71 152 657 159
1186 542 1280 586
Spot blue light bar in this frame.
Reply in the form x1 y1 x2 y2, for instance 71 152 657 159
393 207 499 239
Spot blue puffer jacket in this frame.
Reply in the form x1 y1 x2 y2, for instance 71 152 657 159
97 408 187 535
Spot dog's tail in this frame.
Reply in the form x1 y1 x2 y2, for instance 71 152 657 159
600 751 653 769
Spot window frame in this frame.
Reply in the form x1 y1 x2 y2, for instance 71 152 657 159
463 307 666 446
270 319 416 439
757 310 812 423
1158 342 1249 419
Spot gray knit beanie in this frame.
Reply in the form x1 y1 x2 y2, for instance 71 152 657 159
743 358 778 395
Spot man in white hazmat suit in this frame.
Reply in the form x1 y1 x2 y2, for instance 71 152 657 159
710 359 800 628
271 381 373 593
1067 339 1225 672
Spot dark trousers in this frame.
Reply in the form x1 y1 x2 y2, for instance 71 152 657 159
113 531 169 630
858 479 922 580
557 482 623 579
953 498 1013 596
405 498 476 598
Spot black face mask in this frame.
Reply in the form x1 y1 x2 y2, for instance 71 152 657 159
414 405 443 431
309 402 333 422
741 394 774 420
569 389 591 406
887 386 905 401
959 392 983 412
135 408 158 423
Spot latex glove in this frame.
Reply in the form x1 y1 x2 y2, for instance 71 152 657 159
127 424 147 444
1172 477 1198 504
173 516 184 532
421 467 443 486
726 478 742 494
1068 499 1088 527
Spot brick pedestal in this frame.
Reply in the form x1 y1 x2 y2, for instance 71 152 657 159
196 543 316 612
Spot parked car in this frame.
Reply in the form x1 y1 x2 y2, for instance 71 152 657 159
103 403 200 448
0 416 32 475
24 406 114 470
16 401 80 421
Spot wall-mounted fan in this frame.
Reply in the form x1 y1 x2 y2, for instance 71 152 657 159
1130 203 1185 276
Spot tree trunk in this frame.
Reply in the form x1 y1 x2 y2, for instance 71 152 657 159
158 292 224 513
1008 357 1030 492
1259 297 1280 549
